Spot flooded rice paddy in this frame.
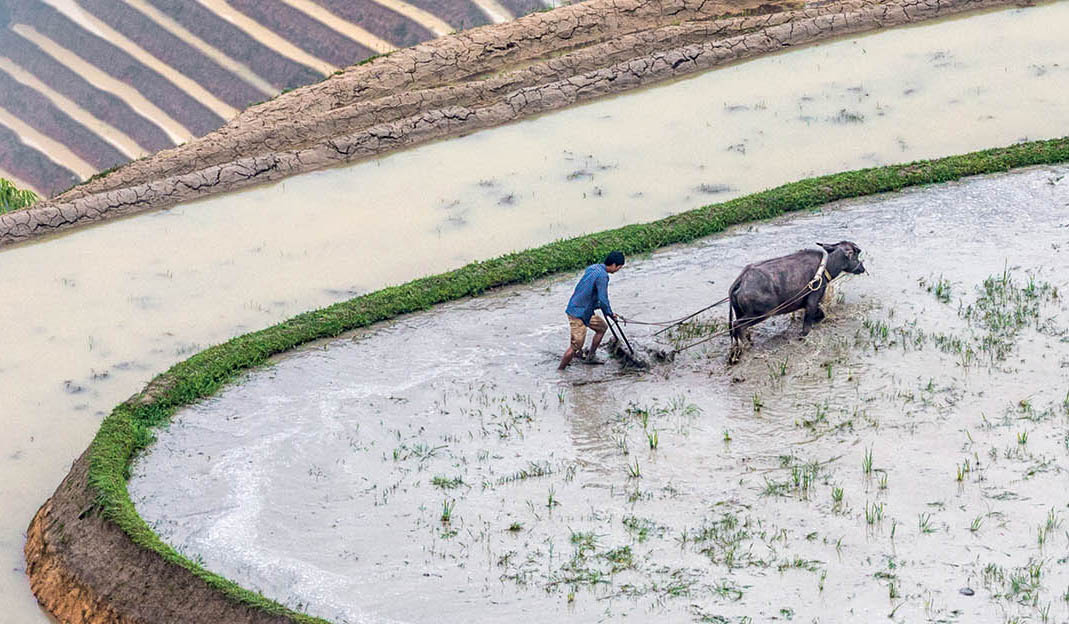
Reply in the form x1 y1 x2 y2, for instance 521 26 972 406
3 3 1069 620
132 165 1069 623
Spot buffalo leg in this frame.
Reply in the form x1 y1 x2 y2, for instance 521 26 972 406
801 294 825 335
729 305 745 365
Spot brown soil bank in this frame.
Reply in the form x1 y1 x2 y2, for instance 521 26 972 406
0 0 1018 248
24 448 298 624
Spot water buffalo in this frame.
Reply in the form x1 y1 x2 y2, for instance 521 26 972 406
728 241 866 363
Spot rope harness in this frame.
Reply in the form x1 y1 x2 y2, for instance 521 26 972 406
808 247 832 291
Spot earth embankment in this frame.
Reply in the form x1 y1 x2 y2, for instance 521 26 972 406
0 0 1016 247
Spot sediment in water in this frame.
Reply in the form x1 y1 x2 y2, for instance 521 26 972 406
0 0 1018 247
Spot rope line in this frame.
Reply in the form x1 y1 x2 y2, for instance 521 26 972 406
617 296 730 329
670 273 847 354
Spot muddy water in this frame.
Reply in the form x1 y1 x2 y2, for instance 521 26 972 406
196 0 337 74
0 57 148 159
0 106 97 179
131 165 1069 623
40 0 240 119
11 23 194 143
3 3 1069 621
278 0 396 55
125 0 278 97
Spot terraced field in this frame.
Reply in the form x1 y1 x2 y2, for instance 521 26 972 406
0 0 549 197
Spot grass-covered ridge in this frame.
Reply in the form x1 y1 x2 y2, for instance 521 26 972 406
85 137 1069 622
0 178 38 214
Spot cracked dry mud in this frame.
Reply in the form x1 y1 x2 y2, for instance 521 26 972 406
0 0 1017 247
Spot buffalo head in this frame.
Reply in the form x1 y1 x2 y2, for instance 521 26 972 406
819 241 866 275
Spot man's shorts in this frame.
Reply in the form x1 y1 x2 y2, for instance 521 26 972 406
568 314 608 351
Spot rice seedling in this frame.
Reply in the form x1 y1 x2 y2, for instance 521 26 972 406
601 545 634 572
508 521 524 532
647 429 659 450
667 394 702 418
1038 508 1060 547
710 578 745 601
920 274 953 303
546 487 560 509
862 447 874 476
970 515 984 533
865 501 883 525
440 499 456 523
627 459 642 479
956 459 971 482
1045 508 1060 532
432 475 464 489
790 461 823 498
752 393 763 413
918 513 935 534
799 402 828 429
1018 431 1029 445
877 471 888 490
569 530 598 554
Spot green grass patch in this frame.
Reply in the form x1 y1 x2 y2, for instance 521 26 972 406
85 137 1069 622
0 177 38 214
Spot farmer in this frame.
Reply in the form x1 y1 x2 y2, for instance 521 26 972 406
558 251 625 370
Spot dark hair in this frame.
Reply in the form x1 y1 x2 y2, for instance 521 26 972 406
604 251 625 267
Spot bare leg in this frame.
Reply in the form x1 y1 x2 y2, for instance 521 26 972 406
588 329 607 356
558 345 578 370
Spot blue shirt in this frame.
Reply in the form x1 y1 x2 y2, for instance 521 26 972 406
566 264 613 324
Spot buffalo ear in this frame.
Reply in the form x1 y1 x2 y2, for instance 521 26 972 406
818 242 836 253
